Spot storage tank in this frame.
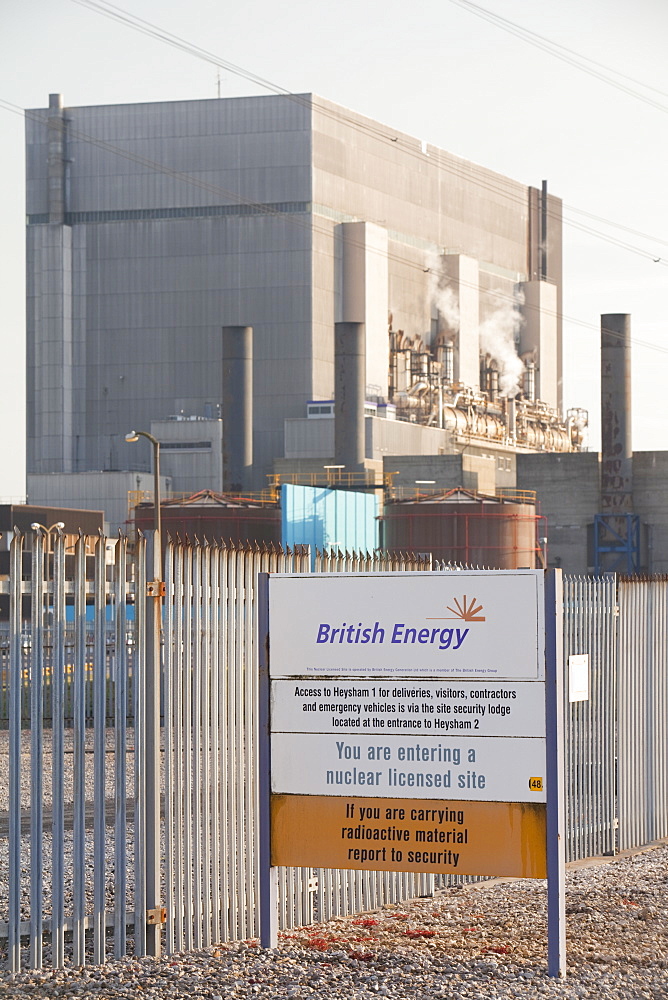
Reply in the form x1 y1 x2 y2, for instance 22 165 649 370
380 489 542 569
133 489 281 549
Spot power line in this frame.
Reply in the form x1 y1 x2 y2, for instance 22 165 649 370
1 92 665 361
563 206 668 250
69 0 668 268
447 0 668 115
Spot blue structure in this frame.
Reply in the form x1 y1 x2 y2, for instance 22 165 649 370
281 484 378 567
593 513 641 575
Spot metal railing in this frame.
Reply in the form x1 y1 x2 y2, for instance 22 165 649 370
1 535 668 972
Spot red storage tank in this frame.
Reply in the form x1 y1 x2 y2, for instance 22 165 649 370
132 489 281 549
380 488 544 569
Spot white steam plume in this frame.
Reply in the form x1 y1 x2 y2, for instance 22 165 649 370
426 251 460 333
479 291 525 398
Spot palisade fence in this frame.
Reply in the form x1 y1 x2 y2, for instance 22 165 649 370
1 530 667 972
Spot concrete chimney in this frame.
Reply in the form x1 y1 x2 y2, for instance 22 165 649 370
48 93 66 224
222 325 253 493
334 321 366 473
600 314 632 513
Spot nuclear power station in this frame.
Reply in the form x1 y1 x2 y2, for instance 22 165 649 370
24 92 668 572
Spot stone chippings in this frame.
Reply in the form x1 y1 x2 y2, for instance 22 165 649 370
1 845 667 999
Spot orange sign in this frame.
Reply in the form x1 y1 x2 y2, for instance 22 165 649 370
271 794 547 878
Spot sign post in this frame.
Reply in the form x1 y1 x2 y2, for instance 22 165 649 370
258 578 278 948
545 570 566 977
259 569 565 975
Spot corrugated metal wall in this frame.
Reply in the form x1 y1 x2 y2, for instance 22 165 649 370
281 484 378 563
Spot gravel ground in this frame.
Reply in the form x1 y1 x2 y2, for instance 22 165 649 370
1 843 667 999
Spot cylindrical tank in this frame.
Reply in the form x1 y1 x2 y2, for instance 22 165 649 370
134 494 281 549
380 492 540 569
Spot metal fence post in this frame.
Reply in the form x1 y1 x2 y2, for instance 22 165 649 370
545 569 566 978
8 529 23 973
145 529 163 956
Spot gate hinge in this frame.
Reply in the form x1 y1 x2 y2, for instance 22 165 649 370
146 906 167 925
147 581 166 598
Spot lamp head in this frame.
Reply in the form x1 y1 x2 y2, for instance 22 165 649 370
125 431 139 443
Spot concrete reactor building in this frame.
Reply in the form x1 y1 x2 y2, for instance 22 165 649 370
26 91 580 524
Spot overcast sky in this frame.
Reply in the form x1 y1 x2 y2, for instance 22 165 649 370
2 0 667 499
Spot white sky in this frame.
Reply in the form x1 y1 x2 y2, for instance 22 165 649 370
1 0 667 499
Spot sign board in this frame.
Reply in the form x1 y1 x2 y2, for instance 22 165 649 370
268 573 543 679
266 571 546 877
568 654 590 702
258 570 565 975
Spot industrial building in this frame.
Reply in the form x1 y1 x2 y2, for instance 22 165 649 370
27 92 666 573
26 91 577 521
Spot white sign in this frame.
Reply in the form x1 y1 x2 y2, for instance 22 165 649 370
271 733 546 803
269 572 544 681
271 679 545 738
568 654 590 702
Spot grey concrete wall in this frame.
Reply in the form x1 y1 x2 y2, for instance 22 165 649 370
283 415 451 462
517 280 559 409
516 452 600 574
26 95 314 491
382 449 515 495
632 452 668 573
384 454 486 494
151 417 223 495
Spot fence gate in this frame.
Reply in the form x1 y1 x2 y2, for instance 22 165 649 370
1 528 144 972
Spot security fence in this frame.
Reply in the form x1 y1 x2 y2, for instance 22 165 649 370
1 532 667 972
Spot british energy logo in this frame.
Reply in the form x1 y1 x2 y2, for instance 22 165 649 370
427 595 486 623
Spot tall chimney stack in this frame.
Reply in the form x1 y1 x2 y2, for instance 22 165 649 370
600 314 632 513
334 321 366 474
222 325 253 493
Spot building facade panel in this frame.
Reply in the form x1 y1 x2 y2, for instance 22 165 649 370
26 91 562 501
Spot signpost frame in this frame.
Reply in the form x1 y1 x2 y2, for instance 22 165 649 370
259 568 566 976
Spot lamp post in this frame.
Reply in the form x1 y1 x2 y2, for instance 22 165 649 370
30 521 65 548
125 430 161 542
125 430 162 955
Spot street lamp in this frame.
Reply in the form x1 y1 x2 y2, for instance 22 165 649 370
30 521 65 551
125 430 161 542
